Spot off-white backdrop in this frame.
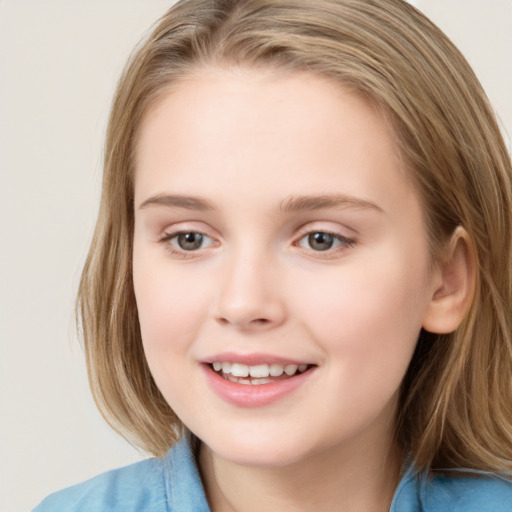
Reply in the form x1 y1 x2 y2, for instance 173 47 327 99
1 1 511 511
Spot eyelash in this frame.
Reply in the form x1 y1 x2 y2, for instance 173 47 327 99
158 230 216 259
158 229 356 258
295 229 356 256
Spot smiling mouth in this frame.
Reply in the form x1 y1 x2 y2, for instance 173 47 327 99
209 362 313 386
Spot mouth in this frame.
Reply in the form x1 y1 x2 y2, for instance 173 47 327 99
201 353 317 407
208 361 314 385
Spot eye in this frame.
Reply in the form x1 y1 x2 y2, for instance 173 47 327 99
297 231 354 252
162 231 215 252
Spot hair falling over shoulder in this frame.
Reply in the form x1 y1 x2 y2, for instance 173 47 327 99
77 0 512 473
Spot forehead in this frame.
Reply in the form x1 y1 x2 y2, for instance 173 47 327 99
134 68 415 215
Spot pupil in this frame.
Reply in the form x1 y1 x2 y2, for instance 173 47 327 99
308 232 334 251
178 232 203 250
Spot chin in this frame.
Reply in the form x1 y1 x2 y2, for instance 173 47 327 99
214 445 306 468
197 427 317 468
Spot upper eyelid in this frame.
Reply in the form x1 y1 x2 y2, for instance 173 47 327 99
160 230 216 245
295 231 355 246
159 222 218 239
160 228 209 239
296 227 351 237
294 223 356 241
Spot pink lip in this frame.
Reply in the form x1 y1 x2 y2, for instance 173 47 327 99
201 362 316 408
201 352 309 366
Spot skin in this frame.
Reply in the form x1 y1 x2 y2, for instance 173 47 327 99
132 68 462 511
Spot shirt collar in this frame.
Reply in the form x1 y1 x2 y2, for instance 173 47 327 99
164 433 211 512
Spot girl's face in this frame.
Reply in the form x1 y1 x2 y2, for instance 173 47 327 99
133 69 438 467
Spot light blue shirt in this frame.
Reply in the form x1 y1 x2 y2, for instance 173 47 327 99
33 436 512 511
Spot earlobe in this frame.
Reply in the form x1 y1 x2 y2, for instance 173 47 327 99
422 227 476 334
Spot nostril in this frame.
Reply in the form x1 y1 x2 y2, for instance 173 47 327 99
254 318 269 324
215 316 272 329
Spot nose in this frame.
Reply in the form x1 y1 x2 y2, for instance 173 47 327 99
213 250 286 331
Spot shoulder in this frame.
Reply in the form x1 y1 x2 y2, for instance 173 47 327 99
32 436 210 512
32 456 167 512
392 467 512 512
422 471 512 512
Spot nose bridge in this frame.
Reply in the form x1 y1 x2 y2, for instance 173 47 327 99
214 241 285 329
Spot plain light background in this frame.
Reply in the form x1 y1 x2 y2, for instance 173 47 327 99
1 1 511 511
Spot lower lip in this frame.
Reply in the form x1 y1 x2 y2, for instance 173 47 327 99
201 364 315 408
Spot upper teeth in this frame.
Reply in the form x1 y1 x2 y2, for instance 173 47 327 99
212 362 308 378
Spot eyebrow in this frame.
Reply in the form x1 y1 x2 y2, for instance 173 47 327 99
279 194 383 213
139 194 216 211
138 193 382 213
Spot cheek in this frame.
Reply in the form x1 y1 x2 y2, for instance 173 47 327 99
133 253 209 359
291 251 429 375
132 256 214 414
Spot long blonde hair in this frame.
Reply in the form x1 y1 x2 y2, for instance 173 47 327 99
78 0 512 472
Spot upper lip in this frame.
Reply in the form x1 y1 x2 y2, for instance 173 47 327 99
201 352 313 366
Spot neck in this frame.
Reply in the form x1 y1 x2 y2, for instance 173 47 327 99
199 428 402 512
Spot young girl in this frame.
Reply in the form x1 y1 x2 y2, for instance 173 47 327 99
34 0 512 510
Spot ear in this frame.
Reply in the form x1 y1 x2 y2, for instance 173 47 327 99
422 226 476 334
